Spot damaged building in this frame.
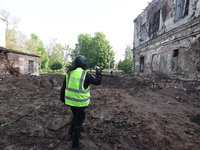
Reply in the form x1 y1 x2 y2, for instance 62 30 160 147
133 0 200 80
0 46 39 76
0 18 39 77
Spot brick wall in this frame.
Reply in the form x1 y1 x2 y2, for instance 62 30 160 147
133 0 200 80
0 52 39 76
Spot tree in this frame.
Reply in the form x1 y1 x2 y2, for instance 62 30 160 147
124 45 132 60
47 42 63 66
71 33 92 68
120 45 133 73
25 38 39 55
47 38 71 69
72 32 115 70
26 33 49 69
61 44 71 69
0 9 21 50
38 41 49 69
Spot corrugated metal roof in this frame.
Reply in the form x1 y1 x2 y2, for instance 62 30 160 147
0 46 40 58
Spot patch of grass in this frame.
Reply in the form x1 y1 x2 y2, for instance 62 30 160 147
64 115 69 119
39 69 66 75
13 91 20 96
88 69 126 75
0 109 5 112
40 68 128 75
34 89 40 93
0 121 13 127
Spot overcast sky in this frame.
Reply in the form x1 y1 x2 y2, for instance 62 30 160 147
0 0 151 62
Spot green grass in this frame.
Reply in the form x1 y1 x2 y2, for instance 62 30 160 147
88 69 127 75
39 69 128 75
39 69 66 75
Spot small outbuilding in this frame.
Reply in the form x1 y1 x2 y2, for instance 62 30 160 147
0 17 39 77
0 46 40 76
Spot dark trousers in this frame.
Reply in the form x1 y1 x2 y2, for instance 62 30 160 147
68 106 87 148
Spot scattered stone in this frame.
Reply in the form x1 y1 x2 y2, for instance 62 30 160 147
3 146 15 150
100 131 106 139
132 135 137 139
175 96 181 102
49 143 54 148
195 86 200 91
53 86 61 90
104 117 112 123
113 144 118 150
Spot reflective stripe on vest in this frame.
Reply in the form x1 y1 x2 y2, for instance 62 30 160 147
65 96 90 102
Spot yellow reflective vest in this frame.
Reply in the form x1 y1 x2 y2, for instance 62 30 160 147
65 68 90 107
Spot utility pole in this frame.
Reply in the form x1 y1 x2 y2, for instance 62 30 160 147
108 47 110 72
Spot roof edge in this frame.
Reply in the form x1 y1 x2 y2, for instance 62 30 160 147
0 46 40 58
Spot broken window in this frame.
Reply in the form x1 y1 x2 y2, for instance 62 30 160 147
173 49 179 57
175 0 190 21
148 10 160 37
140 23 146 41
140 56 144 72
28 60 34 73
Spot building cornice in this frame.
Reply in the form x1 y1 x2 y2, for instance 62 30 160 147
133 17 200 52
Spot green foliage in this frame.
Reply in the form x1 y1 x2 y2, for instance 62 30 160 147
48 43 63 66
31 33 39 40
39 69 66 75
47 39 71 69
41 52 49 69
118 45 133 74
61 44 71 69
120 59 132 73
50 62 62 70
6 29 18 50
71 32 115 70
124 45 132 60
29 33 49 69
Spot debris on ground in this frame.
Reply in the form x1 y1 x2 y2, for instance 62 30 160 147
0 74 200 150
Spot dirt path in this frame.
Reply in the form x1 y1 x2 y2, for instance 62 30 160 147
0 74 200 150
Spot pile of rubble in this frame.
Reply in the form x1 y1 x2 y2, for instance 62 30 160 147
0 74 200 150
129 74 200 94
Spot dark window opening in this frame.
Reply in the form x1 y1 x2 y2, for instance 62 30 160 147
141 23 146 41
140 56 144 72
28 60 34 73
148 10 160 37
175 0 190 21
173 49 179 57
184 0 189 16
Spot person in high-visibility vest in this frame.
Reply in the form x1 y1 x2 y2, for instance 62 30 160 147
60 55 102 150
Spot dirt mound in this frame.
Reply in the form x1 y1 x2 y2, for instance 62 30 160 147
101 75 144 87
0 74 200 150
0 74 64 91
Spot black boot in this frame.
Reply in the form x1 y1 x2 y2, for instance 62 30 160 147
71 141 84 150
67 133 72 141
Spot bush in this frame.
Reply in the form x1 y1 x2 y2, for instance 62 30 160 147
50 62 62 70
120 59 132 74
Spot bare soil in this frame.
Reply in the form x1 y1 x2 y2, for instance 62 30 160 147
0 74 200 150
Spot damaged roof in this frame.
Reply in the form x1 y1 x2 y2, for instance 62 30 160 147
133 0 153 22
0 46 40 58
